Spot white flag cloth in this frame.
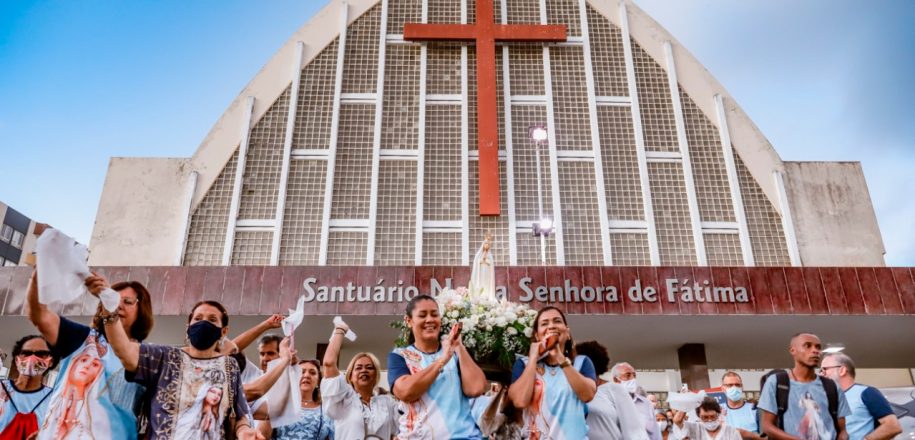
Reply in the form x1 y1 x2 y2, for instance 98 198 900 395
667 390 707 413
282 295 306 338
263 359 303 428
36 229 120 312
331 316 357 341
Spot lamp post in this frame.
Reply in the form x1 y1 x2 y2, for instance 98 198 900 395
529 124 553 265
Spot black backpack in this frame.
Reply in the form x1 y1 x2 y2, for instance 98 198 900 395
759 369 840 434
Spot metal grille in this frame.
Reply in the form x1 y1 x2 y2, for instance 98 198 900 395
598 106 644 221
516 232 558 265
610 232 651 266
388 0 422 34
331 104 375 219
375 160 418 265
468 49 507 153
428 0 461 24
550 46 591 151
468 0 478 24
631 42 679 153
279 160 326 265
383 44 421 150
293 40 338 150
586 5 628 97
424 105 463 221
239 87 290 219
681 89 735 222
327 231 368 265
422 232 462 265
736 157 791 266
510 105 553 222
427 44 462 95
558 161 603 265
184 152 238 265
649 161 697 265
508 45 545 96
343 5 381 94
704 232 744 266
506 0 541 24
231 231 273 265
469 161 510 266
546 0 581 37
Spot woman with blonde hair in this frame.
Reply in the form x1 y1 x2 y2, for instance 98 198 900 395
320 319 397 439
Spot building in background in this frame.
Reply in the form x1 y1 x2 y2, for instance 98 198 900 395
0 202 39 267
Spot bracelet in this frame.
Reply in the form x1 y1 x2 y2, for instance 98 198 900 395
334 329 346 334
100 313 120 326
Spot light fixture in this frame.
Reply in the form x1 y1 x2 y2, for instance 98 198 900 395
822 344 845 354
529 124 548 143
533 217 554 237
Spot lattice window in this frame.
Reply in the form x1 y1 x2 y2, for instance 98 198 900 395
468 0 478 24
550 46 592 151
427 44 462 95
428 0 462 24
388 0 422 34
383 45 421 150
704 233 744 266
375 160 418 265
546 0 581 37
506 0 541 24
586 6 628 97
649 161 697 265
631 42 678 153
424 105 463 221
327 231 368 265
279 160 326 265
422 232 462 265
331 104 375 219
610 232 651 266
736 157 790 266
510 105 554 222
469 161 510 265
508 45 545 96
598 106 643 221
294 40 339 150
239 87 290 220
559 161 603 265
343 6 381 94
231 231 273 265
185 152 238 266
516 232 558 265
681 88 735 222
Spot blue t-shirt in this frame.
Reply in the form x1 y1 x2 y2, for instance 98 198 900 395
387 346 482 439
724 400 758 433
758 374 850 440
843 384 894 440
510 355 597 440
0 380 53 430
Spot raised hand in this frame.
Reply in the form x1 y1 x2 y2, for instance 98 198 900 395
263 314 284 329
84 273 110 297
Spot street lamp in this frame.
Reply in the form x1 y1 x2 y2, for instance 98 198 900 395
528 124 554 265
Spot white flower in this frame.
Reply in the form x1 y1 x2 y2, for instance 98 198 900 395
506 327 518 335
523 327 533 338
505 311 518 322
494 317 507 327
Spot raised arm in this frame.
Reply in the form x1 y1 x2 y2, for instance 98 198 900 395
243 337 294 401
322 321 349 379
508 342 542 408
453 337 486 397
562 357 596 403
25 270 61 346
392 327 458 403
233 314 283 352
86 275 140 372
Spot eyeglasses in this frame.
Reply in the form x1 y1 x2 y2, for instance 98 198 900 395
121 297 139 306
19 350 52 359
820 366 841 373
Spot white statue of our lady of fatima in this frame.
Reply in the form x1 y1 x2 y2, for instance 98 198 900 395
469 234 497 300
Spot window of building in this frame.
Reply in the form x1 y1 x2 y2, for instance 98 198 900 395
0 225 11 243
11 230 24 249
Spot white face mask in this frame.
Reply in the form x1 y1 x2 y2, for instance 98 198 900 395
621 378 639 394
656 421 668 432
703 420 721 432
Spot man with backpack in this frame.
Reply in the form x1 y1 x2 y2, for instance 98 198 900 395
758 333 850 440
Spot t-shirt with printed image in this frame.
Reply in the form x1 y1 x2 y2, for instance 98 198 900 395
758 374 850 440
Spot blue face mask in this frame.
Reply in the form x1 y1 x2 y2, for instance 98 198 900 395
725 386 744 402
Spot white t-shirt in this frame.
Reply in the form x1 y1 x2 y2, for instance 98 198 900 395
673 420 742 440
320 375 398 439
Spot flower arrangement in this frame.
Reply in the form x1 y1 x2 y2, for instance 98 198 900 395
391 286 538 371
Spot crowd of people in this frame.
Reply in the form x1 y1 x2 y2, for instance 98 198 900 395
0 270 904 439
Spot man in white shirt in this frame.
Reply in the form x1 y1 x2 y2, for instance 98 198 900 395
612 361 662 440
672 396 742 440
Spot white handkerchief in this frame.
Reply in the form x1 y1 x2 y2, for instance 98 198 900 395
36 229 120 312
282 296 306 337
667 390 707 413
332 316 357 341
263 359 303 428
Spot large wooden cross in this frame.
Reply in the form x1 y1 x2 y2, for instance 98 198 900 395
404 0 566 216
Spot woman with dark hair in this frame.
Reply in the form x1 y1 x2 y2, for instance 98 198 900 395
86 272 257 440
508 306 597 440
26 271 154 439
0 335 58 439
267 359 334 439
387 294 487 439
575 340 647 440
656 409 672 440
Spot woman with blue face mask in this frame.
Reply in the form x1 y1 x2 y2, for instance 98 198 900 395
86 273 260 440
671 397 742 440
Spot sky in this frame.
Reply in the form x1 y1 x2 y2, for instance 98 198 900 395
1 0 913 265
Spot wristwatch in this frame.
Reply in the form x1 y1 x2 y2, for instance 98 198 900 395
559 358 573 369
